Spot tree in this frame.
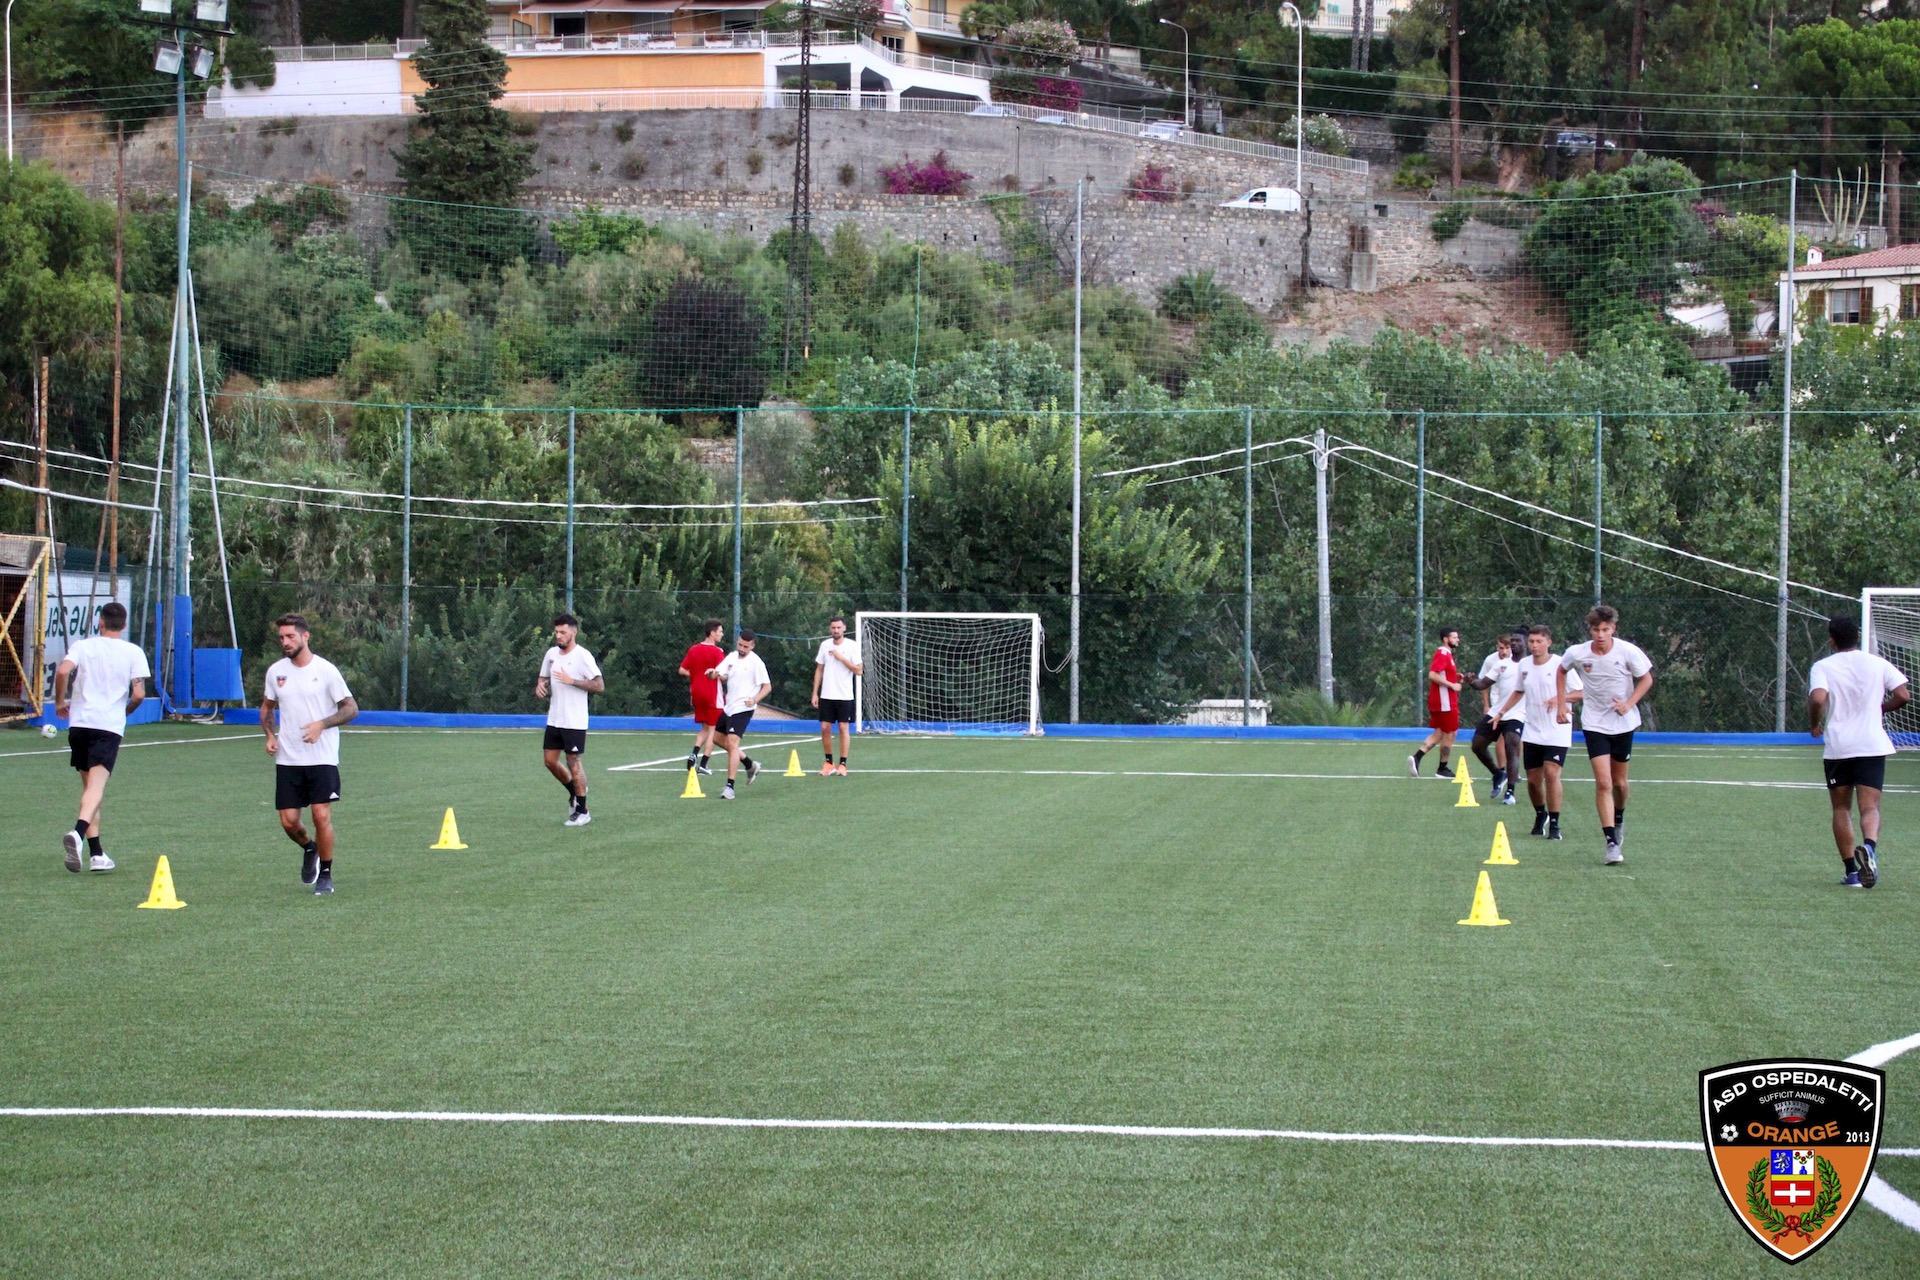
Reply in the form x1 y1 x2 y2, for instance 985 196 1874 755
1785 19 1920 243
393 0 535 273
638 278 771 412
1523 158 1706 342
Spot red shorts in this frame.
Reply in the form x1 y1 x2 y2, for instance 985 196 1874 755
1428 707 1460 733
692 702 721 727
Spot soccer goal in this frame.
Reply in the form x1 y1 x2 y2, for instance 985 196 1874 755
854 612 1044 735
1862 588 1920 749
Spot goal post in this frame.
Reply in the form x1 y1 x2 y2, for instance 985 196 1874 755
854 612 1044 735
1862 588 1920 749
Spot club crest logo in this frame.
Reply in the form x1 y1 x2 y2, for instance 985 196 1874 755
1700 1058 1884 1263
276 675 287 686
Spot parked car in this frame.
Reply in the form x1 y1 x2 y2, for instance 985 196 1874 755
1139 120 1185 140
1220 186 1303 212
970 103 1019 117
1552 130 1617 156
1034 113 1071 126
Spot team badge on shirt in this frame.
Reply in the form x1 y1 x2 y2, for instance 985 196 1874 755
1699 1058 1883 1263
276 675 287 686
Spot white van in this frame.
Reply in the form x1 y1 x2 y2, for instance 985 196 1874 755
1220 187 1303 212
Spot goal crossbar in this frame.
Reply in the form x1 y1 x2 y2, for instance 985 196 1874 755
854 611 1043 735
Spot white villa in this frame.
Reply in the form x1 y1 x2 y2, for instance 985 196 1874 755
1782 243 1920 340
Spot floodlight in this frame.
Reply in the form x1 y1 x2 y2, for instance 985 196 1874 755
194 0 227 22
191 45 213 78
154 41 183 74
139 0 173 14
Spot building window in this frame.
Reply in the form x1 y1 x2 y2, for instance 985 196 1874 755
1826 287 1862 325
1902 284 1920 321
880 34 904 51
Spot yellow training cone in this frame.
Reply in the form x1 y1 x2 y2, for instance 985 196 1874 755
785 749 806 777
680 766 705 799
1484 821 1519 866
1453 768 1480 808
136 856 186 910
1457 870 1511 927
430 807 468 850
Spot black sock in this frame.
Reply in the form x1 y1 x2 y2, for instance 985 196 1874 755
88 836 103 856
1844 854 1859 873
741 755 755 771
1604 824 1618 843
1549 811 1560 825
74 819 89 839
700 754 710 767
575 794 587 812
304 840 318 856
318 859 331 875
559 775 576 798
826 752 835 764
838 755 847 765
1413 749 1426 764
1534 806 1547 818
1616 807 1626 825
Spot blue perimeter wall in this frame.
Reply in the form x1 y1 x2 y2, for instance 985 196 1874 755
208 709 1813 748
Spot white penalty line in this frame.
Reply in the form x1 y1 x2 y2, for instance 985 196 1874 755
608 735 820 772
0 1105 1705 1150
0 732 258 760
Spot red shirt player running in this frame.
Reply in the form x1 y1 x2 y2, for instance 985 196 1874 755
679 619 727 774
1409 626 1463 778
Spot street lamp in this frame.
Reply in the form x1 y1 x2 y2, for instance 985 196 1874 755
1279 2 1303 194
1159 18 1190 130
6 0 18 163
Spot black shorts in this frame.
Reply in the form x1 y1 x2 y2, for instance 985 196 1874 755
276 764 342 811
1583 729 1635 761
717 709 754 738
1522 742 1569 770
1825 756 1888 791
68 727 122 774
818 697 855 726
543 726 587 756
1499 718 1524 737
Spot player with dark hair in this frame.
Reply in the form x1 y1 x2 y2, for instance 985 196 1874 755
1468 630 1526 804
707 628 772 800
1557 604 1653 866
536 613 604 827
262 613 358 894
52 601 148 874
679 619 726 774
1809 613 1910 888
1495 624 1581 842
1409 627 1463 779
811 615 863 775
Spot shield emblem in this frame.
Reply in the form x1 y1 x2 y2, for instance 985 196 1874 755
1700 1058 1884 1263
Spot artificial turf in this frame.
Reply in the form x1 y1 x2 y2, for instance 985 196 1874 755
2 724 1916 1276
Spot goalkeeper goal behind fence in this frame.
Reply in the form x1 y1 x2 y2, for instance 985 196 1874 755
855 613 1044 735
1863 588 1920 749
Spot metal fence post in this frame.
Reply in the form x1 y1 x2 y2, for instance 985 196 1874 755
565 407 576 613
401 404 412 713
1070 178 1084 723
733 407 744 636
1414 409 1425 717
1593 411 1603 605
1314 426 1333 702
900 407 912 612
1777 170 1799 733
1243 405 1254 726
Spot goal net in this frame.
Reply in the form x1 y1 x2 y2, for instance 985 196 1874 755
855 612 1043 735
1863 588 1920 749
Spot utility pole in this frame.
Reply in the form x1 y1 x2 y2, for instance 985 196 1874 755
783 0 814 373
1450 0 1462 187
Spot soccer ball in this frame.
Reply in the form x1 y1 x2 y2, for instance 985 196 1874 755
41 722 58 739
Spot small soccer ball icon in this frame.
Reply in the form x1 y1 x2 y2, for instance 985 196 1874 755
1719 1125 1739 1143
40 722 58 739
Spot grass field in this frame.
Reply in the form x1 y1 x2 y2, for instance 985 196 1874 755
3 723 1918 1277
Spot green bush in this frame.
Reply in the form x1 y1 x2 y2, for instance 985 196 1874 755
1393 154 1436 191
1429 202 1469 242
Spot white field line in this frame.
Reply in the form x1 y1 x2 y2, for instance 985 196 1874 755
1847 1034 1920 1232
610 764 1916 793
0 732 258 760
607 735 819 772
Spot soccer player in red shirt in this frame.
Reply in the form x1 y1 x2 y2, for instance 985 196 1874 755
1409 626 1463 778
679 619 727 774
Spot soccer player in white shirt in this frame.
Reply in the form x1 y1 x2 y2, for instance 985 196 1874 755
1556 604 1653 866
1808 613 1911 888
535 612 605 827
1494 624 1582 842
1467 631 1526 804
706 628 772 800
51 601 149 874
261 613 358 895
810 615 863 776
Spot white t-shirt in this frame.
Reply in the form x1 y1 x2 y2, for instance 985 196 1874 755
1478 651 1525 726
814 636 863 702
1560 638 1653 735
265 655 353 767
1519 656 1581 748
714 650 771 716
539 644 601 730
63 635 151 735
1810 649 1907 760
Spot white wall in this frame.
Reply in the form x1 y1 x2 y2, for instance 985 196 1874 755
205 60 405 118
